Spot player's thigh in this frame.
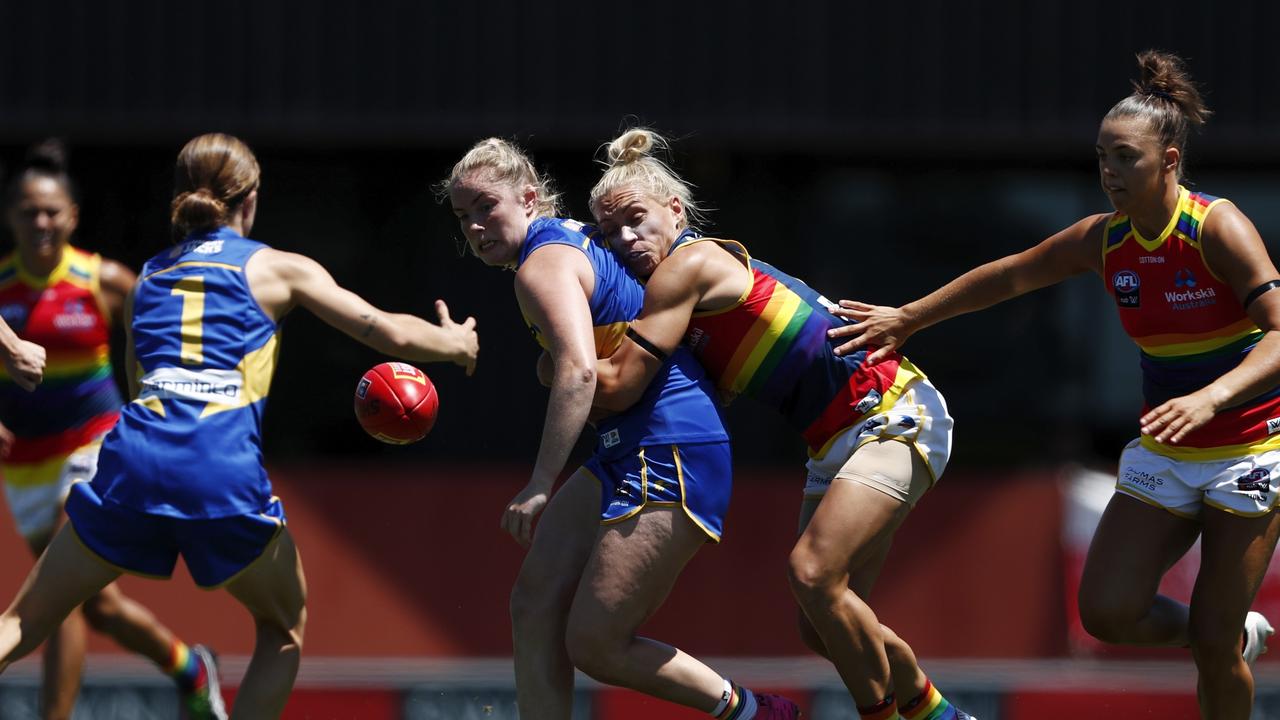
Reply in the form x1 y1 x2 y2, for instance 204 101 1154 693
795 440 916 578
1080 493 1199 608
516 469 602 596
9 524 119 630
569 507 707 639
224 527 307 634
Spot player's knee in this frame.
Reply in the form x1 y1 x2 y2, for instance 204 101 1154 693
564 620 625 684
509 571 568 630
880 624 908 664
787 546 842 605
254 605 306 652
80 592 119 633
1077 590 1138 642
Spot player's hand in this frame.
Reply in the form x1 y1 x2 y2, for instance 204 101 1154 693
501 484 550 547
0 421 14 459
1140 388 1222 445
436 299 479 376
828 301 915 364
3 340 46 391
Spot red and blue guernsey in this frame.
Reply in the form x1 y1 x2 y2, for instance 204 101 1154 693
0 248 122 488
669 232 924 459
517 218 728 456
88 228 280 518
1104 186 1280 459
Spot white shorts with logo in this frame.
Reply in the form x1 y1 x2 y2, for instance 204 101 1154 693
1116 438 1280 518
803 377 953 505
3 442 101 539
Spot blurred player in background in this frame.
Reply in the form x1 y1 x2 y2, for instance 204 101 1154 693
831 50 1280 719
1 139 229 719
445 138 798 719
589 128 970 720
0 132 478 720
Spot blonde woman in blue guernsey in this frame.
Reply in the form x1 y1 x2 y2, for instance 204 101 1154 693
0 133 478 719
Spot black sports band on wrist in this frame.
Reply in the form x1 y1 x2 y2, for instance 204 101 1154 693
1244 279 1280 309
625 326 669 362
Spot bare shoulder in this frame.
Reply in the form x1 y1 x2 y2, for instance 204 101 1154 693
662 240 736 282
515 243 592 294
1201 199 1258 242
247 247 327 281
98 256 137 289
1067 213 1112 241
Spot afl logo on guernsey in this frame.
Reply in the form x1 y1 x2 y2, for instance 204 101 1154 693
1113 270 1140 308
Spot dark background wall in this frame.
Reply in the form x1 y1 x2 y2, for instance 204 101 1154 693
3 0 1279 468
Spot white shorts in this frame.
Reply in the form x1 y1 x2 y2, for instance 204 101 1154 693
803 377 953 504
3 443 101 539
1116 438 1280 518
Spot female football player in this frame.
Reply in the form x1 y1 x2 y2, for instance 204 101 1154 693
829 50 1280 719
1 139 234 720
0 133 478 719
445 138 798 719
588 128 970 720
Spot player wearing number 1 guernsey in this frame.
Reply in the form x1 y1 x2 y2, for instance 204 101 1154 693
0 139 233 719
85 227 281 522
0 133 478 720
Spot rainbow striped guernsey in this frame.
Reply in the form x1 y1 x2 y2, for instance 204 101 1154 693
671 233 924 458
1103 185 1280 459
0 247 122 485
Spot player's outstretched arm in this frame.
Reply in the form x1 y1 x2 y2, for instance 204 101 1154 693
248 248 479 374
0 316 44 392
828 213 1109 363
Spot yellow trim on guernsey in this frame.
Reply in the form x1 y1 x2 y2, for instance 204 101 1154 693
2 454 75 489
1139 432 1280 462
201 333 281 418
141 261 243 282
809 358 927 461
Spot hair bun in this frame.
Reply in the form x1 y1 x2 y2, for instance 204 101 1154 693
23 138 69 174
607 129 657 166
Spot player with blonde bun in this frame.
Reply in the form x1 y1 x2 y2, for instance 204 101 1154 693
590 127 971 720
445 137 798 719
0 133 477 719
830 50 1280 718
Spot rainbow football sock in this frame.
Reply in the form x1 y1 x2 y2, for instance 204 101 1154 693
901 678 959 720
164 640 202 693
713 679 759 719
859 693 902 720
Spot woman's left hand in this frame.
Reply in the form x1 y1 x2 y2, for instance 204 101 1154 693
1140 388 1223 444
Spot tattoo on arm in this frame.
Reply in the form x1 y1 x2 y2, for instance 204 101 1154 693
360 314 377 338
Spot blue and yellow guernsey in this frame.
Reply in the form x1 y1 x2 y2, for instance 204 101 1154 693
517 218 727 456
89 227 280 519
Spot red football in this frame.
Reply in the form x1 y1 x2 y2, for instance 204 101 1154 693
353 362 438 444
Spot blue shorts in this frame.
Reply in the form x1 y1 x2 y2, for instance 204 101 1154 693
582 441 732 542
64 480 286 588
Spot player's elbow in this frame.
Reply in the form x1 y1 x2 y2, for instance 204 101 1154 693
557 360 596 393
